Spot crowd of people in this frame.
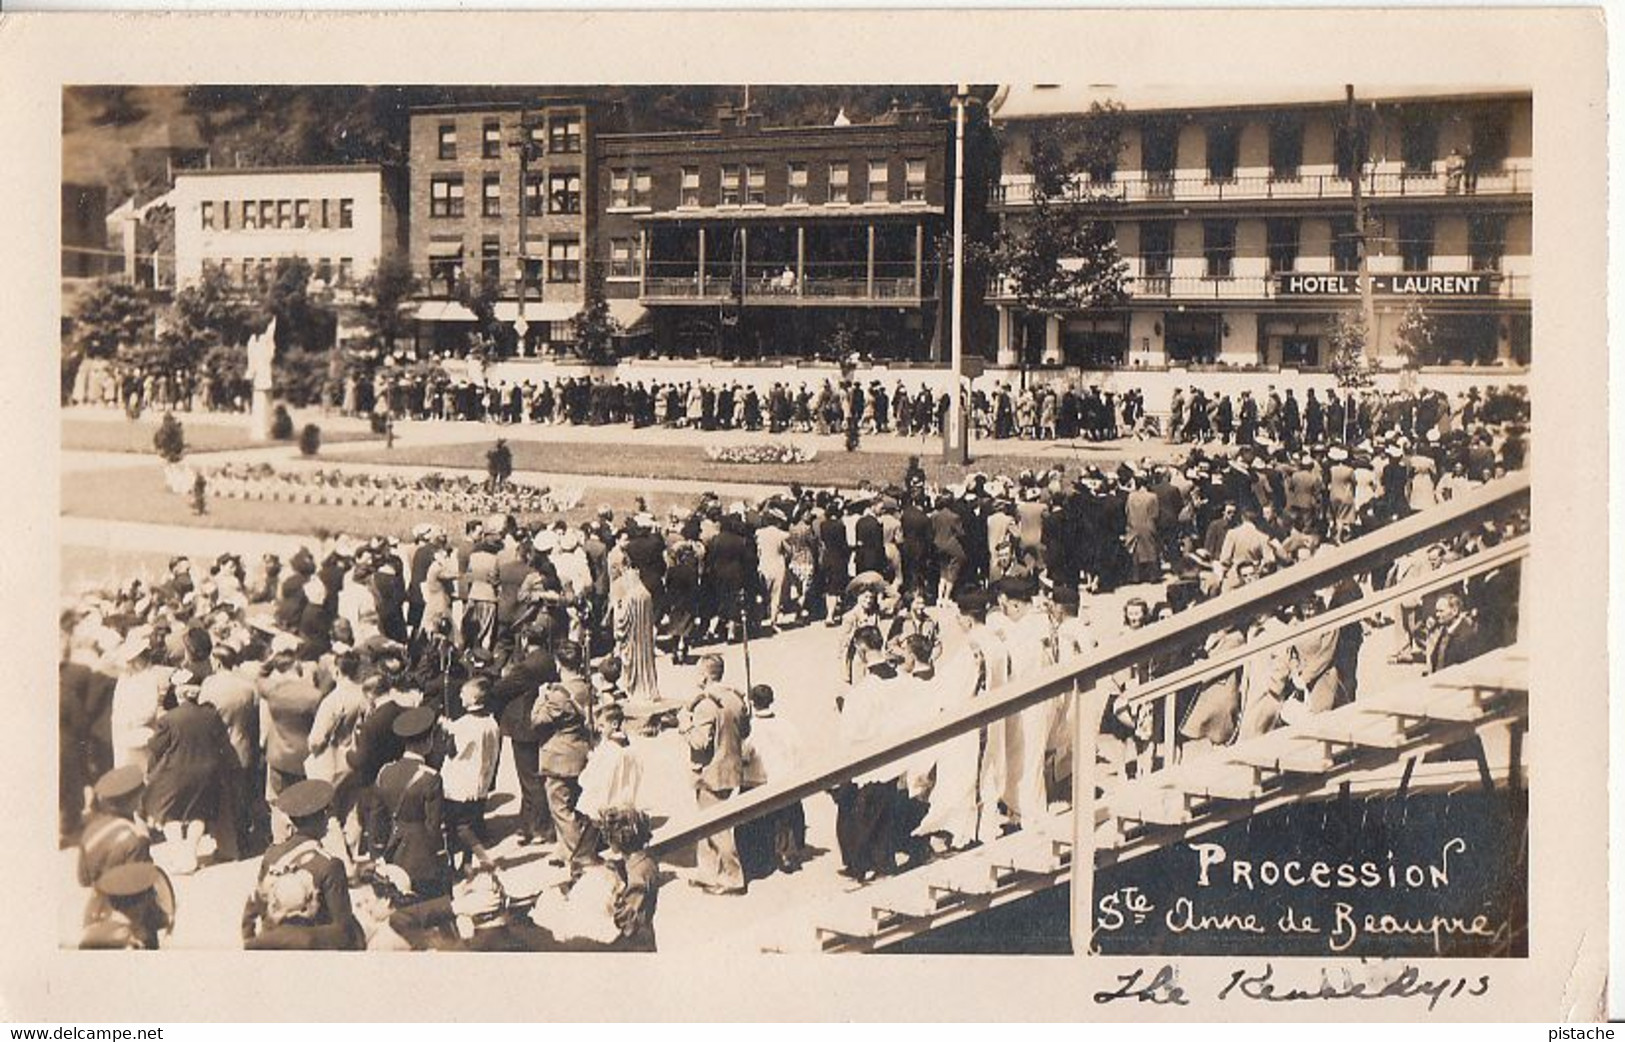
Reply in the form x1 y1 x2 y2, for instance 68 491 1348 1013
59 376 1531 952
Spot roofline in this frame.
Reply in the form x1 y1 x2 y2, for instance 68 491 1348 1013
174 164 383 178
600 120 949 144
409 99 593 115
993 88 1533 122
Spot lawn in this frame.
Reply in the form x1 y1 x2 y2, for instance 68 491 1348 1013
61 464 685 538
344 439 1135 490
62 417 378 455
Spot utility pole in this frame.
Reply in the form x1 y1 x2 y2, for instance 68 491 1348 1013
944 84 971 464
1347 84 1377 358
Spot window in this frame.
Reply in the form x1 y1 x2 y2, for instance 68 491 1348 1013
610 237 642 278
522 256 544 292
611 168 651 209
1334 121 1365 179
1400 109 1438 174
482 174 502 217
524 174 546 216
1203 219 1236 277
1206 122 1240 183
337 257 354 287
548 171 581 214
1141 121 1178 179
1471 106 1512 171
787 162 809 205
276 200 292 230
1268 116 1303 179
746 164 766 205
482 120 502 160
548 238 580 282
1141 220 1173 277
864 158 888 203
294 199 310 229
242 201 258 231
315 257 332 284
481 235 501 282
200 201 215 230
828 161 849 204
319 199 330 229
1468 213 1507 272
438 123 457 160
428 251 463 293
720 165 742 206
1397 214 1434 271
259 200 274 229
338 198 354 229
1330 215 1360 272
680 166 701 207
1266 217 1299 273
548 115 582 154
904 158 926 202
219 201 232 230
430 176 464 218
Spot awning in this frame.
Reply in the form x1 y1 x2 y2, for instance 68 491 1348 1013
500 301 579 323
413 300 476 322
608 300 650 334
426 240 464 257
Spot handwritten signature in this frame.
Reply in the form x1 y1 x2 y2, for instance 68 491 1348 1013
1094 963 1490 1012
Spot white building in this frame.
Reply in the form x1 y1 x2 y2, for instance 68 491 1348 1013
171 165 401 293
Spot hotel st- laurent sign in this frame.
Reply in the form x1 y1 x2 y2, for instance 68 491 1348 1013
1275 272 1502 296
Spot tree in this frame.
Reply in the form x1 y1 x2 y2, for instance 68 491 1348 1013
161 266 257 374
1393 300 1438 369
355 253 420 357
453 271 515 357
982 102 1130 363
571 295 623 364
1327 310 1378 391
264 256 336 355
72 279 153 361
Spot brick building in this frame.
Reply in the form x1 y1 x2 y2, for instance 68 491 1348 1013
987 85 1532 371
406 99 600 355
596 103 952 360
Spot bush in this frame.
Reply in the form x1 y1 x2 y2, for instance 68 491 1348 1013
270 404 295 441
298 423 322 456
153 412 187 463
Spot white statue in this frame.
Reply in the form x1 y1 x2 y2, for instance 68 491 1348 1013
246 318 278 393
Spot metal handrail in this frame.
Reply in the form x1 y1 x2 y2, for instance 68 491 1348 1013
646 471 1530 857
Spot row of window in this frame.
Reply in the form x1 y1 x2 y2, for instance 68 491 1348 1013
437 115 583 160
1135 214 1510 278
429 172 582 218
198 197 355 232
201 255 354 287
426 237 582 287
1080 109 1514 185
613 158 928 209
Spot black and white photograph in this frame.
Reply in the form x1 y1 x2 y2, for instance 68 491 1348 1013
2 6 1610 1023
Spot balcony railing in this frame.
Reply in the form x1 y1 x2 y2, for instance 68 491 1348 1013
641 275 927 303
994 165 1533 206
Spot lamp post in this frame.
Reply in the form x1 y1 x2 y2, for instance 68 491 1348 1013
944 84 974 465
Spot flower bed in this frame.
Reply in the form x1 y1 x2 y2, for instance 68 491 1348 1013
703 443 819 465
166 462 584 516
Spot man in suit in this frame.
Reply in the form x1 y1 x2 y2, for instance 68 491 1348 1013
682 654 751 895
60 634 116 845
241 779 364 950
1426 592 1484 673
494 625 557 846
1123 478 1162 585
374 707 450 898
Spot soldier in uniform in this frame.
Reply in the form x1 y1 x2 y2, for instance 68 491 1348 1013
77 765 153 889
81 862 174 950
240 779 364 950
374 707 451 899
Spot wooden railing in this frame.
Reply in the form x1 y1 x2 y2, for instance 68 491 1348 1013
647 471 1531 859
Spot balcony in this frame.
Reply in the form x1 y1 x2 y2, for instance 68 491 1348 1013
641 274 928 306
993 165 1533 207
